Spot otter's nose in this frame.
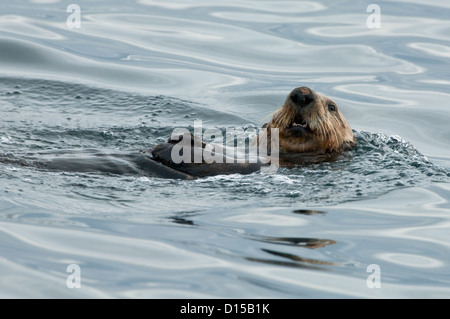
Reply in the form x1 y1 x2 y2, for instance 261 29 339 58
290 87 314 107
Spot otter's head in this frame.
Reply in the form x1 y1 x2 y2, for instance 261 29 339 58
269 86 355 154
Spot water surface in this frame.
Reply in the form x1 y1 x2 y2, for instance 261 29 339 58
1 0 450 298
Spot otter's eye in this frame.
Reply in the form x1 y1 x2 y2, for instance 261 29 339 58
328 104 337 112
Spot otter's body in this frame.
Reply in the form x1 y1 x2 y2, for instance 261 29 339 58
151 86 356 178
2 87 354 179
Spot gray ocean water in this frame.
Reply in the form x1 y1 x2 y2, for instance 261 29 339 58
1 0 450 298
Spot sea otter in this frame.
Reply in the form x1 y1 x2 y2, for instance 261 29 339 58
1 87 355 179
150 86 356 178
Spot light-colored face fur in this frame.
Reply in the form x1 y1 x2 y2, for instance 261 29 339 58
266 87 355 154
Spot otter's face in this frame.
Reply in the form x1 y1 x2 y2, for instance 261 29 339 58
270 86 355 153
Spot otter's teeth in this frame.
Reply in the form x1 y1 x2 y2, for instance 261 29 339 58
293 122 308 128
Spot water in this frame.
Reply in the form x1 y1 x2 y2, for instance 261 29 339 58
1 0 450 298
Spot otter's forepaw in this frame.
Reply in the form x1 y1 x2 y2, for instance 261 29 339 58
167 132 206 148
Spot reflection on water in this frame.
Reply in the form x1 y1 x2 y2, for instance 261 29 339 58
169 211 199 226
253 236 336 250
1 0 450 298
248 238 337 268
246 252 335 270
260 249 336 266
292 209 326 215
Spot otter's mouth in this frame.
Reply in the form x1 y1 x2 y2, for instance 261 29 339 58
287 116 312 135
